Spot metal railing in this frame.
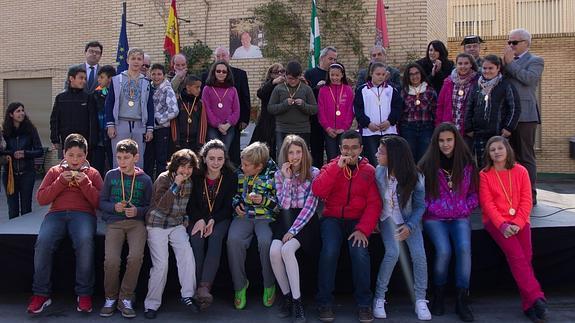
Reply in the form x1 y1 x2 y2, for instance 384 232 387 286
448 0 575 37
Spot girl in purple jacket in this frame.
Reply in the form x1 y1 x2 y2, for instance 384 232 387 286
201 61 240 150
418 122 478 322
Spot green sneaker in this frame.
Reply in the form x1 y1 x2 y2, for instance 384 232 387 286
262 285 276 307
234 280 249 310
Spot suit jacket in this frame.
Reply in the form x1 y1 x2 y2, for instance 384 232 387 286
201 66 251 125
504 51 544 123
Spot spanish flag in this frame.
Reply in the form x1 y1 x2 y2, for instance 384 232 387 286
164 0 180 57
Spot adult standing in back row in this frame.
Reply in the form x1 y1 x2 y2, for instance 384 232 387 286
416 40 454 95
304 46 337 168
503 28 544 205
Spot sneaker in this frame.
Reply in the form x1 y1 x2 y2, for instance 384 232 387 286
358 307 374 323
234 280 249 310
77 295 93 313
263 285 276 307
318 306 335 322
99 298 117 317
27 295 51 314
534 298 548 320
277 293 293 318
181 297 200 313
118 299 136 318
144 308 157 319
373 298 387 319
415 299 432 321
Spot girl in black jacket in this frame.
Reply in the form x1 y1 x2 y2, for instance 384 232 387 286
465 55 521 167
187 139 237 309
1 102 44 219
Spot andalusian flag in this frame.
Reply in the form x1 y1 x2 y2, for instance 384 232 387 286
163 0 180 57
308 0 321 68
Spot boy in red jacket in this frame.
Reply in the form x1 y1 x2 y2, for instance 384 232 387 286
312 130 382 323
27 133 103 315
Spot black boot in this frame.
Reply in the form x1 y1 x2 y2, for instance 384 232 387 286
455 288 474 322
277 293 293 318
292 298 306 323
430 285 445 316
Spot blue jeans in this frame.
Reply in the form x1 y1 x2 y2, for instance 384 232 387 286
3 170 36 219
400 122 434 163
362 135 383 166
375 217 428 300
207 126 235 151
423 219 472 288
324 134 342 162
32 211 96 296
317 217 372 307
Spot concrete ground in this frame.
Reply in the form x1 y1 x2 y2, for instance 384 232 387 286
0 289 574 322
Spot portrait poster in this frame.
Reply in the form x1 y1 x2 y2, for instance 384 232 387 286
230 18 264 60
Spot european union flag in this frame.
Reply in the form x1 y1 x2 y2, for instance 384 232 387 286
116 3 129 73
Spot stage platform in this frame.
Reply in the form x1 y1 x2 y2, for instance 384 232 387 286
1 200 574 298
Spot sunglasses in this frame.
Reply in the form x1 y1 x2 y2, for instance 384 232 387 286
142 64 151 68
507 40 526 46
215 69 228 74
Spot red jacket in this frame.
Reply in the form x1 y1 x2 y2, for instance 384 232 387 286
312 157 382 236
37 161 103 215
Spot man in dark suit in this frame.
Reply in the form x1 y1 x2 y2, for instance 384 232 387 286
82 41 103 94
201 47 251 165
503 28 544 205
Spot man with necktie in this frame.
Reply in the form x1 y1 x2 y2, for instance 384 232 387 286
83 41 103 94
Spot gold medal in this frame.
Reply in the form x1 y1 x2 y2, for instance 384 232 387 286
509 208 516 216
336 110 341 116
484 95 489 102
447 181 453 189
187 117 192 124
217 102 223 108
458 90 464 96
415 99 421 106
128 100 135 107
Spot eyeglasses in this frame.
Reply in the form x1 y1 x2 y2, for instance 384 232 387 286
87 49 102 55
507 40 526 46
142 64 150 68
215 69 228 74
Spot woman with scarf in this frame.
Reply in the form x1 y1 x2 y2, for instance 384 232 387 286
436 53 479 143
464 55 521 167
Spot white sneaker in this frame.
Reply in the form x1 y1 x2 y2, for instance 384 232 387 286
415 299 432 320
373 298 387 319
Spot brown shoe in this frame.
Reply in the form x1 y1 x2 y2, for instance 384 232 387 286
196 282 213 309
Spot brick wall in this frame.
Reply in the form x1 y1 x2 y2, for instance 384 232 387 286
448 33 575 174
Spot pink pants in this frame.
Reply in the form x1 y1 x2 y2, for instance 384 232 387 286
484 222 545 310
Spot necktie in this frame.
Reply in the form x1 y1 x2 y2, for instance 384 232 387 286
88 66 95 89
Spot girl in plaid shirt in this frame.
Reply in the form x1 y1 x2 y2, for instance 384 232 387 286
270 135 320 322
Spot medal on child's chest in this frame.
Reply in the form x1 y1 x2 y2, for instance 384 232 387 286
128 100 135 107
458 90 464 96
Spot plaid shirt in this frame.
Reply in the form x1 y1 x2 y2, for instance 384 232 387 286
232 159 278 220
401 82 437 123
152 79 179 128
275 167 320 235
147 172 192 228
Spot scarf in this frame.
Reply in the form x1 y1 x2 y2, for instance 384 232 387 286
478 74 502 121
407 82 427 95
450 69 477 130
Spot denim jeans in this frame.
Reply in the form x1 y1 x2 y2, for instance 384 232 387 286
400 122 434 163
32 211 96 296
362 135 383 167
3 170 36 219
324 134 342 162
375 217 428 300
423 219 472 288
317 217 372 307
207 126 235 151
144 127 171 179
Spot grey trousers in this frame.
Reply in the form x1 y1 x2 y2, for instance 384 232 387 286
111 120 147 168
190 219 230 285
226 217 275 291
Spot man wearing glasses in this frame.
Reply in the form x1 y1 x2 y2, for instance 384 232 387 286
83 41 103 94
140 54 152 78
503 28 544 205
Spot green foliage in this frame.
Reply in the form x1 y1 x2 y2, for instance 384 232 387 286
251 0 309 63
164 40 214 76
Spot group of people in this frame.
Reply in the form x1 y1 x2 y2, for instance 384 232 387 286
1 26 547 323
